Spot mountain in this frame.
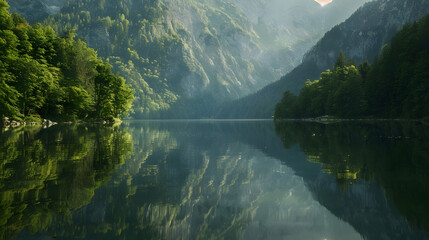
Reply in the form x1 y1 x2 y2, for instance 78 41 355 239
219 0 429 119
7 0 368 118
274 14 429 119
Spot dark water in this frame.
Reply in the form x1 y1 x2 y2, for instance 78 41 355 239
1 120 428 240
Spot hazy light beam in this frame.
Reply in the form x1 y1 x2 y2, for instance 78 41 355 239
315 0 333 7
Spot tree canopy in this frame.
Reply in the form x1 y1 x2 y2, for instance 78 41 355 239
0 0 133 122
274 14 429 119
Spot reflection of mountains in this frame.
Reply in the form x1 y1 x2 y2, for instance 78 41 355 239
131 121 428 240
8 121 429 239
273 121 429 239
40 121 266 239
0 124 132 240
174 121 429 240
25 121 358 239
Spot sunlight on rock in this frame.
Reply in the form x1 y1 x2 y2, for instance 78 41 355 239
315 0 333 7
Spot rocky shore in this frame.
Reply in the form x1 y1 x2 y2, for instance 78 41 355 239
2 117 57 129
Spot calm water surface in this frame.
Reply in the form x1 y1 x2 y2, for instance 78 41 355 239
1 120 428 240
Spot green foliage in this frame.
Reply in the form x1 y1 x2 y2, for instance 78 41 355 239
44 0 181 118
0 2 133 122
0 124 133 240
275 15 429 119
365 15 429 118
0 61 21 120
94 63 134 121
274 56 364 119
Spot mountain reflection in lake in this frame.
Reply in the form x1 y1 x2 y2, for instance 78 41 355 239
1 120 428 240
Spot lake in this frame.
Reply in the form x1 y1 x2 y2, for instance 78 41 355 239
1 120 428 240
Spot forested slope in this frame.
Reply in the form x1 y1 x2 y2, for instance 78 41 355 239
219 0 429 119
0 0 133 122
275 15 429 119
7 0 368 118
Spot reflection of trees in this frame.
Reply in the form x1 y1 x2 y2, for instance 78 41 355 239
35 122 275 240
7 120 428 239
0 124 132 240
275 121 429 234
33 122 181 240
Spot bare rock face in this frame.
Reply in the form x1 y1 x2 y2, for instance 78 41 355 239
162 0 370 100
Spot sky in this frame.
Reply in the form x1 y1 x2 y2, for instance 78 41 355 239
315 0 333 7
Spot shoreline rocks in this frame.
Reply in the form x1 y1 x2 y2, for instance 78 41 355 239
2 117 58 129
1 117 123 130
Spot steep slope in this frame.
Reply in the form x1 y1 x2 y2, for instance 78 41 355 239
220 0 429 119
8 0 368 118
0 1 133 122
274 14 429 119
158 0 369 117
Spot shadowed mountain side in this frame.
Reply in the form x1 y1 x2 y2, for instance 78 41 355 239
7 0 67 24
217 61 321 118
218 0 429 119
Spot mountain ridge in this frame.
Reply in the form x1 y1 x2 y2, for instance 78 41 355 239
7 0 369 118
219 0 429 119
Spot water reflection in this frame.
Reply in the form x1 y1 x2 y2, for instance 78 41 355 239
1 121 428 239
275 121 429 238
0 125 132 240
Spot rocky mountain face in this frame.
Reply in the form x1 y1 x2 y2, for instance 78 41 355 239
220 0 429 119
159 0 369 117
7 0 368 118
161 0 369 99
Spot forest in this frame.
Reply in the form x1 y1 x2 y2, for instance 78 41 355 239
274 14 429 119
44 0 185 118
0 0 133 123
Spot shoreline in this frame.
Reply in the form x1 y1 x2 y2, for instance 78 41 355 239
274 118 424 123
1 118 124 130
2 118 427 130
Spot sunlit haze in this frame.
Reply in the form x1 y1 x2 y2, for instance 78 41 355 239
315 0 333 7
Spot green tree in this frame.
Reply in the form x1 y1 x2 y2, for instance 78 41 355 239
334 50 347 68
0 0 13 30
0 61 21 120
95 63 133 120
0 6 134 122
274 91 297 119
